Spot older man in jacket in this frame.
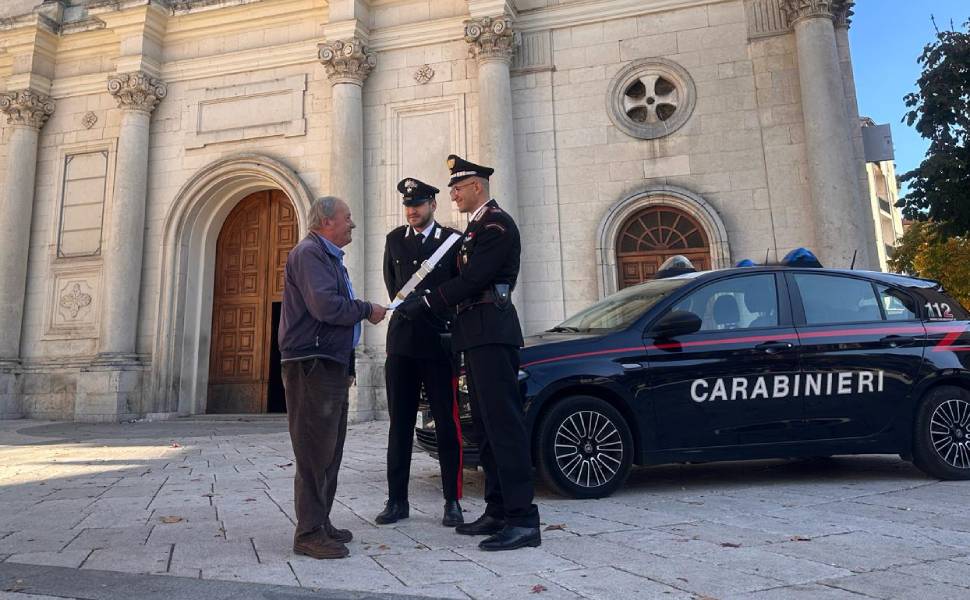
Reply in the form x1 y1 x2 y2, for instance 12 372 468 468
279 196 387 560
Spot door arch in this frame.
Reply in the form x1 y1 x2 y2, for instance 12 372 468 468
207 190 297 413
615 206 711 288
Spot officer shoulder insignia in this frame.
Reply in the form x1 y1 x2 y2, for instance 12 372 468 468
484 223 506 234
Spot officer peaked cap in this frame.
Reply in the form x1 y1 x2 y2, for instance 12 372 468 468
397 177 439 206
446 154 494 187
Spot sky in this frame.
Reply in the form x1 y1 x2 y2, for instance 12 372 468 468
849 0 968 193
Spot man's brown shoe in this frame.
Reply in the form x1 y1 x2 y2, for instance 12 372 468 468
293 537 349 560
325 521 353 544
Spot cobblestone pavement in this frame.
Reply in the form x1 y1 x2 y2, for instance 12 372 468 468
2 417 970 600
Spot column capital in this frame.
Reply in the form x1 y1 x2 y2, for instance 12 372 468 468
465 14 519 64
0 89 55 129
833 0 854 29
781 0 853 26
107 71 167 114
318 38 376 86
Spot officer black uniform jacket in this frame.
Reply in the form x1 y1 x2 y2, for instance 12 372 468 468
383 222 461 358
427 200 524 352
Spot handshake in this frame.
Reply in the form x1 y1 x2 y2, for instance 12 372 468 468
392 289 431 321
365 289 429 325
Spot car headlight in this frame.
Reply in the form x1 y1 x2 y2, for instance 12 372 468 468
518 369 530 382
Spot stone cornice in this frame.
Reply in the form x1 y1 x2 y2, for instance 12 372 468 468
107 70 167 113
0 89 55 129
464 14 519 64
318 38 376 86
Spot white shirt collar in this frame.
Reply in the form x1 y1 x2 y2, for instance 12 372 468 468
470 201 491 222
409 220 437 241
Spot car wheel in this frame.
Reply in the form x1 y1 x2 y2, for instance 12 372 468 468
913 385 970 480
535 395 633 499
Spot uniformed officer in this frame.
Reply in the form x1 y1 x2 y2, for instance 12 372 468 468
376 177 464 528
397 155 541 551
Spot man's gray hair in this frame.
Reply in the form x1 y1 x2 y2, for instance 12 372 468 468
309 196 342 229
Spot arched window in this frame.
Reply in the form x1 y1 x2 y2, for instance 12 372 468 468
616 206 711 288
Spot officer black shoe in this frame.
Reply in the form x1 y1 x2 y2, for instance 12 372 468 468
479 526 541 551
375 500 409 525
442 500 464 527
455 513 504 536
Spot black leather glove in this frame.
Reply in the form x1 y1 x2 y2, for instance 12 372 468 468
396 289 430 321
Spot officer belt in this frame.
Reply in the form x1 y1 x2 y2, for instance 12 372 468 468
457 289 498 314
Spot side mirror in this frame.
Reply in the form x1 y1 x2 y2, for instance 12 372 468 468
650 310 702 339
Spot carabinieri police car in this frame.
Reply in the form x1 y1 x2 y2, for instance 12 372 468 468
415 250 970 498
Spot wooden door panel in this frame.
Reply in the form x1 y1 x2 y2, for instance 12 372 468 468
208 190 297 414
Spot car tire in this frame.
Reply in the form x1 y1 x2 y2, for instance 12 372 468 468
535 395 634 499
913 385 970 480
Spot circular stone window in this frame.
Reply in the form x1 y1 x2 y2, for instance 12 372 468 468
607 58 696 140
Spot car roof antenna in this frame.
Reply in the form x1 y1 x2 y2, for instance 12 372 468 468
850 249 857 270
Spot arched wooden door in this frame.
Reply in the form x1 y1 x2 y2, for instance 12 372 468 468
208 190 297 413
616 206 711 288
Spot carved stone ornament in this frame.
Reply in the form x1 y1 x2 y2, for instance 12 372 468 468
318 38 377 85
833 0 854 28
464 15 520 63
82 111 98 129
0 90 55 129
414 64 435 85
781 0 854 25
59 282 93 320
107 71 167 113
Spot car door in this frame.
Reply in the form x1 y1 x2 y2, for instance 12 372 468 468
787 272 927 441
644 272 804 451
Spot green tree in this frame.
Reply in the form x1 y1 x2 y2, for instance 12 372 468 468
898 19 970 237
889 222 970 308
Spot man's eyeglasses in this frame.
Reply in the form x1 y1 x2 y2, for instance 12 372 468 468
449 181 476 196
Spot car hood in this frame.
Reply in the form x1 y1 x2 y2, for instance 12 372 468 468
520 331 610 367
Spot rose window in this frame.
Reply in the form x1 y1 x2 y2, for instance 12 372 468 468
608 59 696 140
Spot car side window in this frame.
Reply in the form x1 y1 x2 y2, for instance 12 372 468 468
793 274 882 325
878 285 918 321
670 274 778 332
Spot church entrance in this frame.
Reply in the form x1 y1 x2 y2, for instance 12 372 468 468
207 190 297 413
616 206 711 288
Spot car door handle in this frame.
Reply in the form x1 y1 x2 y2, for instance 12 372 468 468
880 335 916 348
754 341 793 354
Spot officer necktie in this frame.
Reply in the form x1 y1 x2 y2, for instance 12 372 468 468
416 232 425 244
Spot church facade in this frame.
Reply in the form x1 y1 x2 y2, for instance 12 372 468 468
0 0 878 423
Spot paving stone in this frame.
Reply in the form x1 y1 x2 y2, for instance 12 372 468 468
822 570 970 599
452 544 580 576
82 544 172 574
147 519 226 544
0 531 77 555
721 583 870 600
201 562 300 586
619 553 781 597
896 558 970 589
652 521 793 547
4 549 91 568
544 566 692 599
62 526 153 552
457 574 585 599
373 548 497 586
289 553 406 593
688 545 852 584
762 531 960 571
168 540 258 577
539 509 638 536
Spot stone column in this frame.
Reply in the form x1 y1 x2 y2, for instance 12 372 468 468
318 38 375 337
782 0 872 268
76 72 165 423
99 71 166 359
0 90 54 419
465 15 528 329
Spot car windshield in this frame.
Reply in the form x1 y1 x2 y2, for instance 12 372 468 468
552 277 694 333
